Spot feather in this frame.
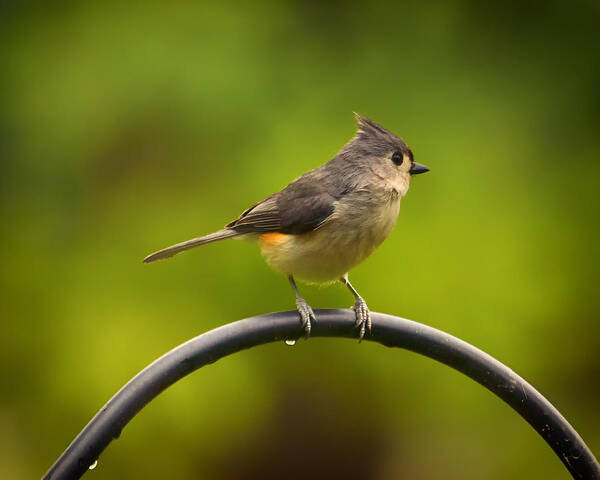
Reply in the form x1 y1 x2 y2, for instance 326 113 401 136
143 229 239 263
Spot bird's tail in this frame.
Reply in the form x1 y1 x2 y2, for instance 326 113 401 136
143 229 240 263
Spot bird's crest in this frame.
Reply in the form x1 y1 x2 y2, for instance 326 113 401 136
352 113 408 153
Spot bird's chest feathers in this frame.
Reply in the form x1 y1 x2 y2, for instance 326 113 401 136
259 191 401 283
308 191 401 272
333 192 401 250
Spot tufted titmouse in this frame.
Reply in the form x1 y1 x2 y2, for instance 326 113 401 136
144 114 429 340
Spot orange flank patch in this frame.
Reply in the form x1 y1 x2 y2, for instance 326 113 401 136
259 232 290 246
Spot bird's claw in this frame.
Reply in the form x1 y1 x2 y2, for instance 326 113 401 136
353 297 371 342
296 297 316 338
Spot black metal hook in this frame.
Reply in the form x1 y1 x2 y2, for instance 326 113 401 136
42 310 600 480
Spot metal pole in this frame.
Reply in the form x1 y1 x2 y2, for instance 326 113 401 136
42 310 600 480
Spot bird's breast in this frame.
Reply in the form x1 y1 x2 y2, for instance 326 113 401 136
258 192 401 283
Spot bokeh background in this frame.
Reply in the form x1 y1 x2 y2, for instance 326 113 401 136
2 1 599 479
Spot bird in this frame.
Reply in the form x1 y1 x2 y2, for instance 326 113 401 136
144 114 429 340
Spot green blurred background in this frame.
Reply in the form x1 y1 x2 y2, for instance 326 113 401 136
2 1 599 479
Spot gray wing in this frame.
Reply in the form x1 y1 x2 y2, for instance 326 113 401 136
226 194 282 233
226 175 339 235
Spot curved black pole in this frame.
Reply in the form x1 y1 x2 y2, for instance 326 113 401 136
43 310 600 480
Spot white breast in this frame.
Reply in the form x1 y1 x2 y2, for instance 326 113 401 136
260 190 401 283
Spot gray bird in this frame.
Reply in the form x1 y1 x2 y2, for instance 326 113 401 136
144 114 429 340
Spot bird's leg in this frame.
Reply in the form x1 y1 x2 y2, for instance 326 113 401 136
289 275 316 337
340 274 371 341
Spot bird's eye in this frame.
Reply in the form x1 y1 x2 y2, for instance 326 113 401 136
391 151 404 165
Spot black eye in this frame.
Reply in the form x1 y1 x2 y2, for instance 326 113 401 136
391 151 404 165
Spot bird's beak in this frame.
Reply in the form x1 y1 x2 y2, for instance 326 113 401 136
409 162 430 175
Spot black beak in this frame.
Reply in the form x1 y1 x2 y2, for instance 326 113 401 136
409 162 430 175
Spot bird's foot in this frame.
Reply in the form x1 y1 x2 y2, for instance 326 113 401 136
296 297 316 338
353 297 371 342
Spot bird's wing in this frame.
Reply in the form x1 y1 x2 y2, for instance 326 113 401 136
226 194 282 233
226 185 338 235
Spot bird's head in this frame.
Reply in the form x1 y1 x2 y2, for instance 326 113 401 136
340 113 429 196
